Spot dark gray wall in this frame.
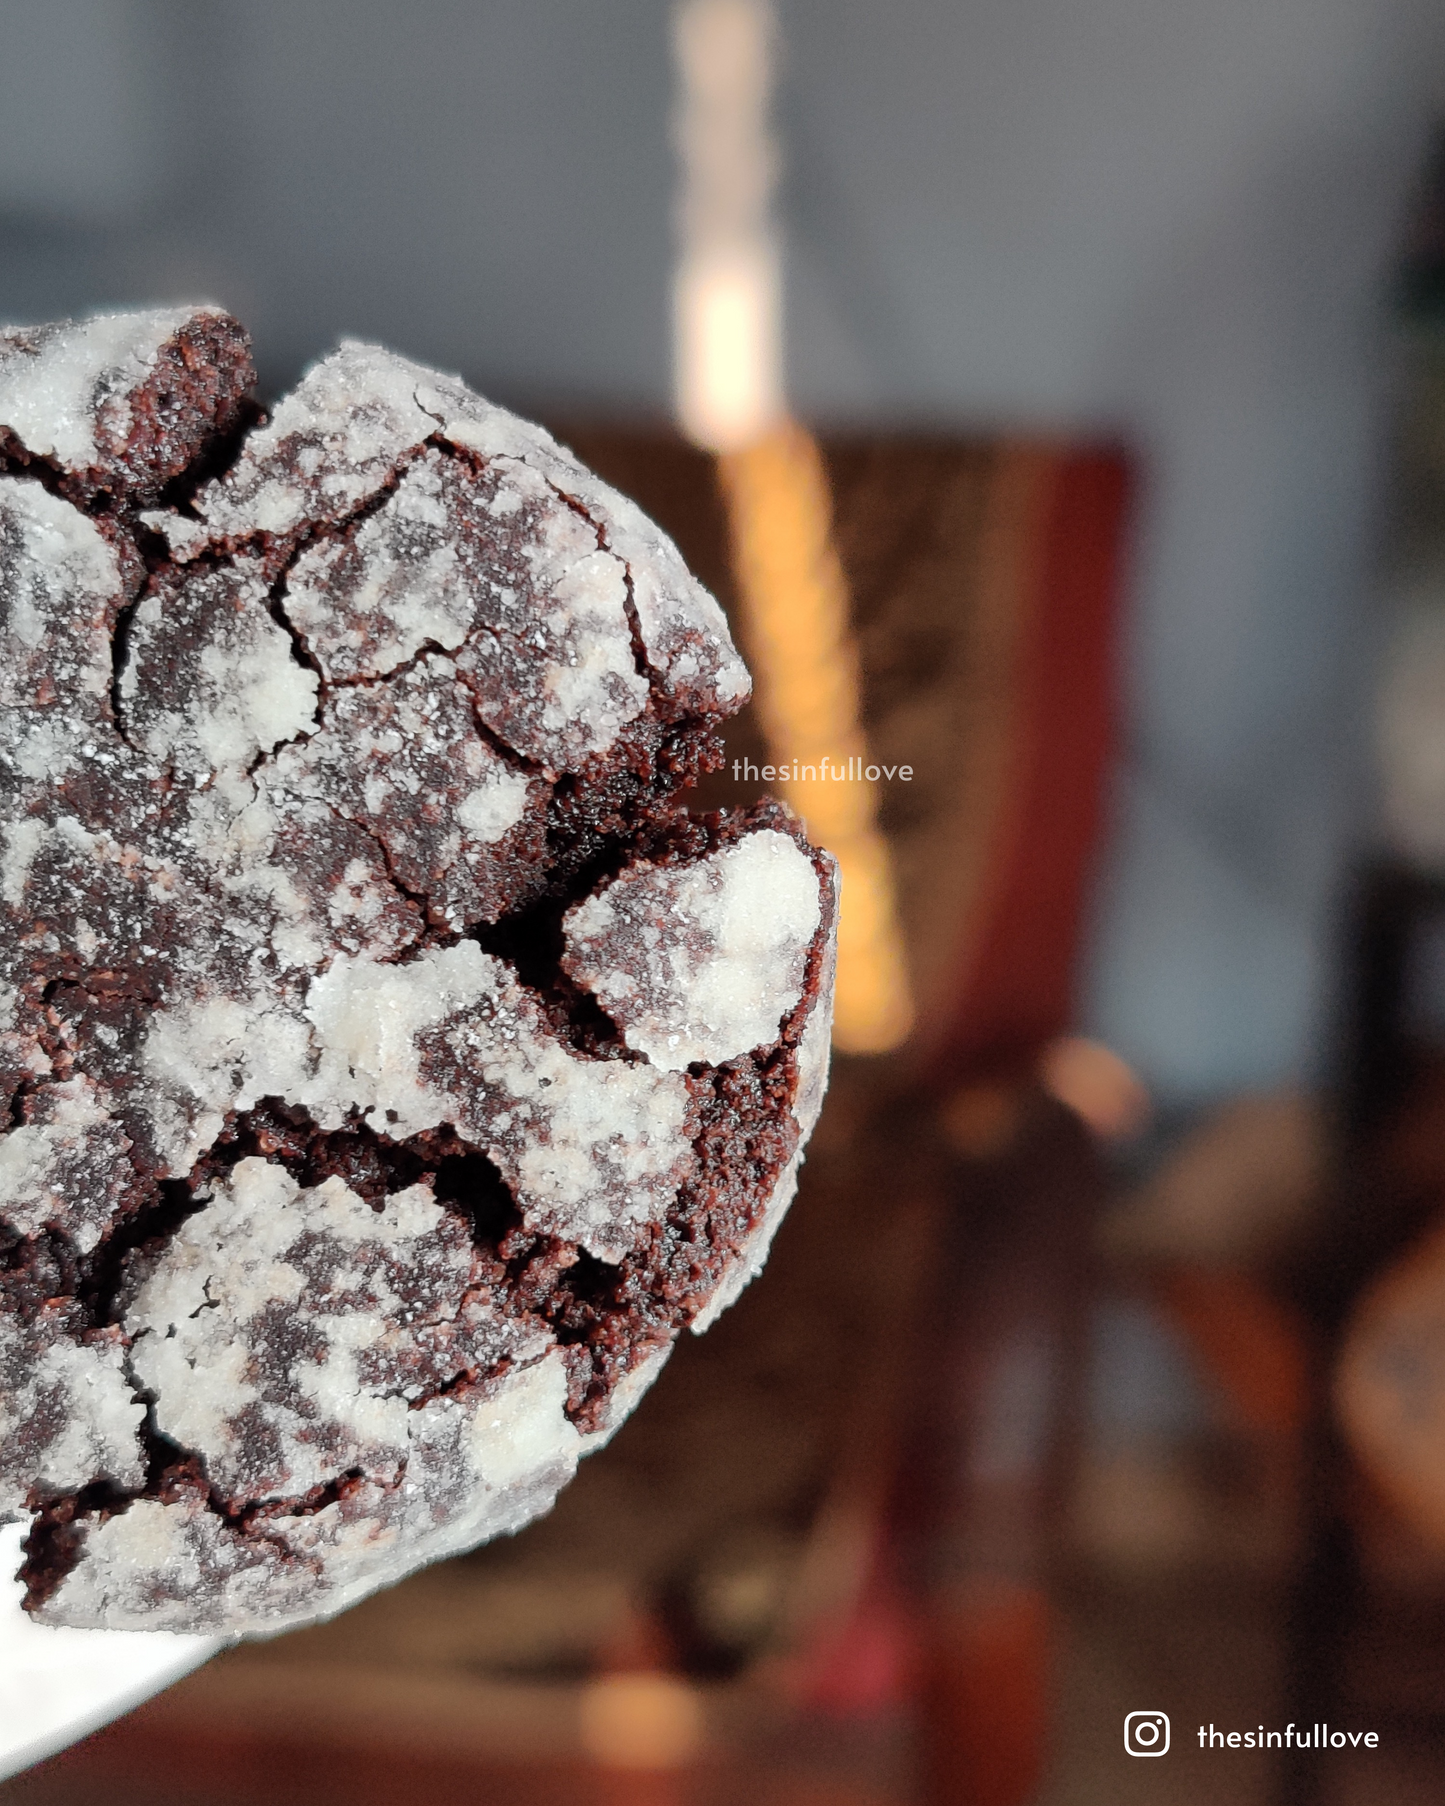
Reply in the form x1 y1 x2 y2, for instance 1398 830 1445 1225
0 1 676 407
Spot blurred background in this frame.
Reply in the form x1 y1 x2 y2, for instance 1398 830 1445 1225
9 1 1445 1801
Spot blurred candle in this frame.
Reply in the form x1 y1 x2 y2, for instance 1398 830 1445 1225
671 0 783 453
671 0 913 1052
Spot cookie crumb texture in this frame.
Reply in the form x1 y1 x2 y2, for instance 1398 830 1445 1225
0 308 836 1635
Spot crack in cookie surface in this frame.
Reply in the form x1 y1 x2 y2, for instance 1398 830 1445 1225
0 307 835 1635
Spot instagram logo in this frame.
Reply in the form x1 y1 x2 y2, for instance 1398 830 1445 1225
1125 1712 1170 1757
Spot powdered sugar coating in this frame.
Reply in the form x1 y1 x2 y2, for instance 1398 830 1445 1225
35 1495 312 1632
0 980 47 1108
0 1307 145 1520
301 944 694 1262
563 831 823 1070
164 340 438 549
150 340 750 721
282 440 651 769
0 305 253 499
41 1346 580 1636
0 308 212 475
0 309 833 1636
0 482 120 718
447 457 647 769
127 1159 538 1505
421 963 695 1263
0 1077 132 1255
135 987 317 1174
422 372 750 716
272 655 540 933
283 451 476 678
691 862 837 1333
121 560 319 777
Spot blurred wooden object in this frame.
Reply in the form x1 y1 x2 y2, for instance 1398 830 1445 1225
716 420 914 1051
1339 1214 1445 1549
923 1098 1098 1806
1278 866 1445 1806
1158 1269 1309 1443
0 1673 895 1806
1106 1091 1327 1272
916 1582 1051 1806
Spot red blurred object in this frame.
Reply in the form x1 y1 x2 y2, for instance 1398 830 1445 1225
935 448 1130 1083
916 1582 1052 1806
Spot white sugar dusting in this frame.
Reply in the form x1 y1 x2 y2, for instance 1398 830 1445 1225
37 1497 317 1632
150 334 745 711
792 878 837 1143
0 819 46 909
0 1077 132 1254
302 944 693 1260
447 453 649 769
455 766 529 841
127 1159 518 1504
41 1349 581 1635
565 830 822 1069
139 992 314 1172
44 1226 580 1632
183 342 441 546
284 451 475 680
270 654 537 932
0 1310 144 1520
432 957 695 1259
421 377 750 710
0 307 211 473
302 942 498 1138
486 1042 692 1262
122 560 318 777
0 481 120 715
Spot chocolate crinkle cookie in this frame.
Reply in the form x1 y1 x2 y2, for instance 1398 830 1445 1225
0 307 836 1635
